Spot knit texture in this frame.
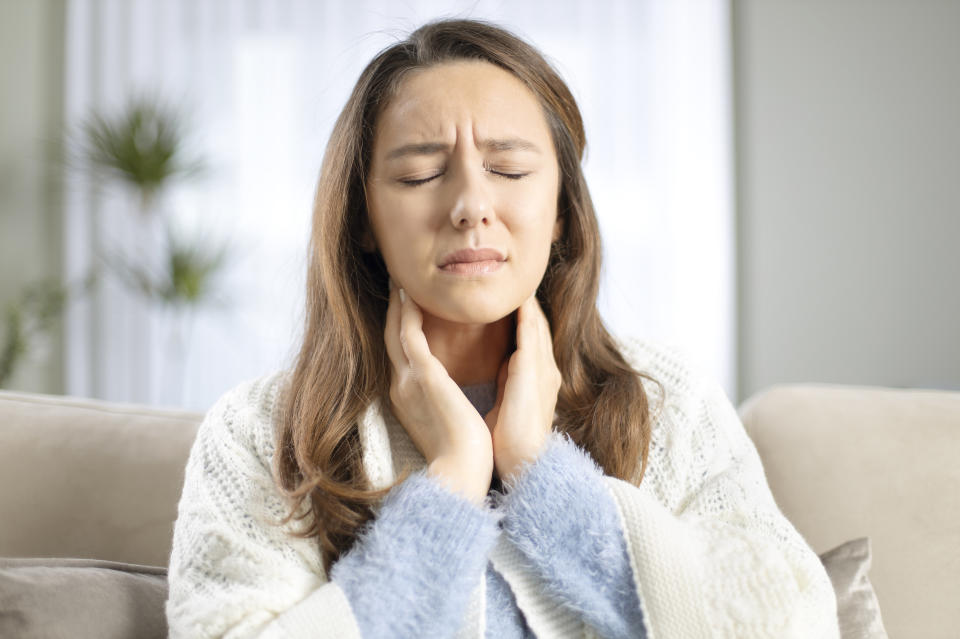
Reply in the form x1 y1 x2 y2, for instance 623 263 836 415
329 469 501 639
325 378 644 639
165 335 841 638
165 372 362 639
484 567 530 639
603 337 841 638
494 432 647 639
327 377 644 639
462 381 534 639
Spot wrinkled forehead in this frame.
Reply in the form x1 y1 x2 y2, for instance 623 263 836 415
371 60 554 154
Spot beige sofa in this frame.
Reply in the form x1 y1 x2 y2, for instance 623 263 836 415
0 383 957 638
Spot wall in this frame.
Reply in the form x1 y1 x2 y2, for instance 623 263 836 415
5 1 960 403
732 1 960 403
0 0 67 393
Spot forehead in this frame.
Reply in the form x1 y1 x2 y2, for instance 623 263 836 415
373 59 553 148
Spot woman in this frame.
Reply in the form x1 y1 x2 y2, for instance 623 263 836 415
166 18 839 639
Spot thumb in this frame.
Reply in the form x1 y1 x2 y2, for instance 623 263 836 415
484 357 510 431
495 355 509 401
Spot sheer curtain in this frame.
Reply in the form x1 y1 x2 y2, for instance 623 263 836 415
63 0 733 411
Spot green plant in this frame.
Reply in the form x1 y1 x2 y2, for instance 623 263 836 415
65 94 234 405
75 96 206 211
0 273 98 388
72 95 232 310
99 221 233 309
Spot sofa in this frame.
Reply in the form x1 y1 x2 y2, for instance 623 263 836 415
0 382 957 638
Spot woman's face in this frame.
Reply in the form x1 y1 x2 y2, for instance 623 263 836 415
365 59 562 325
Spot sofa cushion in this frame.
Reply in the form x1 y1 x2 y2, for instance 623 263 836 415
818 537 889 638
0 557 167 638
0 389 203 566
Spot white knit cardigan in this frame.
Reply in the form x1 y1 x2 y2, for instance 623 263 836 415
165 335 841 639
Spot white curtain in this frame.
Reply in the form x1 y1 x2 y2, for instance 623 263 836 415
63 0 734 410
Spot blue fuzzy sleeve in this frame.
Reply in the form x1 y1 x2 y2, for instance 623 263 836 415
329 469 501 639
495 432 649 639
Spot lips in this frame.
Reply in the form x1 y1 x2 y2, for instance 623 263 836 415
438 248 506 267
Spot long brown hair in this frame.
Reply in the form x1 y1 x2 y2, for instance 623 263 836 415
274 18 663 574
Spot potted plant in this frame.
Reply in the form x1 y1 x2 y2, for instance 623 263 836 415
71 95 232 406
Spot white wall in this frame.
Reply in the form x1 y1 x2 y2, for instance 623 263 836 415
0 0 66 393
733 1 960 403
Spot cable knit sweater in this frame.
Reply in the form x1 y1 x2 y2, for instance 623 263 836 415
165 335 841 638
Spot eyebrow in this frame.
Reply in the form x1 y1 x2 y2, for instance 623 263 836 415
384 137 542 160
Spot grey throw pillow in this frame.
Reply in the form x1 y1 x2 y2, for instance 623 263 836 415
818 537 889 639
0 556 167 639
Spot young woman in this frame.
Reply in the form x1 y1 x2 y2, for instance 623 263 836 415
166 18 840 639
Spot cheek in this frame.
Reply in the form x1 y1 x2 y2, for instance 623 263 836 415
376 224 420 270
501 175 557 222
367 195 430 276
511 216 557 271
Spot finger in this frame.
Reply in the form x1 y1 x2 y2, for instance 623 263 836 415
519 296 555 378
530 299 561 389
484 357 508 430
532 295 554 352
515 295 538 353
495 355 509 400
384 281 408 374
524 295 552 354
397 289 435 374
527 294 548 330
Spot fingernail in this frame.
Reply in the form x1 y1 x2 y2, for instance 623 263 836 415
399 288 406 303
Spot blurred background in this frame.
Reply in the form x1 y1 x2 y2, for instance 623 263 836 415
0 0 957 411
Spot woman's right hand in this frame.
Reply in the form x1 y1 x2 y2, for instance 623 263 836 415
384 280 493 503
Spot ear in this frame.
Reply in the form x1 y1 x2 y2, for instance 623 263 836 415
552 214 564 243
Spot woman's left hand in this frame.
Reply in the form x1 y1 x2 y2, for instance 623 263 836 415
483 294 562 483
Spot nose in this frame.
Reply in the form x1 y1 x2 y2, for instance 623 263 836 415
448 158 494 230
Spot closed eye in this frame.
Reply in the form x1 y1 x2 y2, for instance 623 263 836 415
490 170 528 180
399 169 529 187
399 174 441 186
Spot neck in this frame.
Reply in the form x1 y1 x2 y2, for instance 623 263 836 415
419 311 515 386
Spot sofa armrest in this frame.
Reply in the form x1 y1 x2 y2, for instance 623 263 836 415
737 383 960 639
